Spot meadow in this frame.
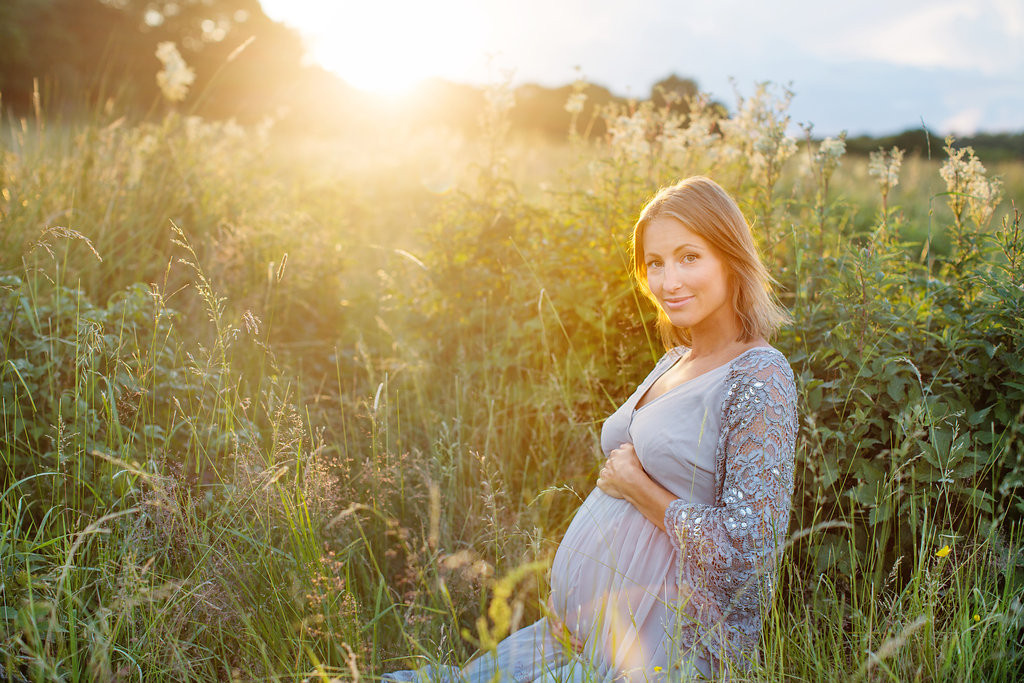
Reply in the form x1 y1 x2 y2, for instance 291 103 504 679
1 82 1023 681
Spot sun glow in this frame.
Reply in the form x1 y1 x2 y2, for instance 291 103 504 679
261 0 493 95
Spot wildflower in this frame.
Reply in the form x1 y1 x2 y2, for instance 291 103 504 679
654 666 663 672
564 92 587 115
940 136 1003 227
811 132 847 196
607 110 652 160
155 41 195 102
936 545 951 558
717 82 797 178
483 80 515 116
973 614 981 622
751 129 797 174
817 135 846 162
868 147 904 191
658 92 720 158
967 173 1003 227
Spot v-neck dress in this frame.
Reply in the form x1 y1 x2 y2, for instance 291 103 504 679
547 345 728 680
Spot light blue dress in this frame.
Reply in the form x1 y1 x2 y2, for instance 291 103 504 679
547 347 724 681
384 346 797 681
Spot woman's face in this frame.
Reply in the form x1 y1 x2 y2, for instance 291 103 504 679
642 216 735 336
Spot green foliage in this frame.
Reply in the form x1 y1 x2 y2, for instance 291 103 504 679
783 209 1024 582
847 128 1024 162
1 84 1022 680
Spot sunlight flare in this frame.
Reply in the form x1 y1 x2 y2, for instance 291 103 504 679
263 0 491 94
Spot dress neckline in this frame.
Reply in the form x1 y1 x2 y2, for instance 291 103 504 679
632 345 776 414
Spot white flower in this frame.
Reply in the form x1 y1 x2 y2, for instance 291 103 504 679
484 82 515 115
817 136 846 163
658 93 720 157
155 41 195 102
968 174 1003 226
718 82 796 179
810 133 847 187
940 137 1002 225
868 146 904 192
607 111 651 160
939 142 973 193
750 130 796 175
564 92 587 115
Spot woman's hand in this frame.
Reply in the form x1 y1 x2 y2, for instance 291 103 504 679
596 442 648 500
597 443 677 532
546 595 584 654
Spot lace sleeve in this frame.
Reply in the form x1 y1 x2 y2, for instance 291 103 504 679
663 350 798 619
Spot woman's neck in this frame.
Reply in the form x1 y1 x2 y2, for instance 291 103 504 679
687 315 748 360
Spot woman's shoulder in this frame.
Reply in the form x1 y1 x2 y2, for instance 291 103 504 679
724 345 796 405
729 344 791 374
661 343 790 376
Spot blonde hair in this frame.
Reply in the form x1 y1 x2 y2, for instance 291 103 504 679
631 176 791 349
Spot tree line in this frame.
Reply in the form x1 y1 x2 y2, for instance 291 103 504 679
1 0 1021 158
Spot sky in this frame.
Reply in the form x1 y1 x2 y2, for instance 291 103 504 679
259 0 1024 137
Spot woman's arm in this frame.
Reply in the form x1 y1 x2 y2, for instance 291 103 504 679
598 352 797 589
596 443 675 531
665 354 797 604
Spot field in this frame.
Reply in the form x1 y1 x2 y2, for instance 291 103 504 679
1 83 1023 681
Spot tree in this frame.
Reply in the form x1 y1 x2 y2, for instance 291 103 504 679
0 0 308 120
650 74 698 114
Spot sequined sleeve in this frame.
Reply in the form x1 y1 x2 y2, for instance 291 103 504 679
663 348 797 667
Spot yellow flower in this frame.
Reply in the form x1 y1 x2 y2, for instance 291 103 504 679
654 667 663 672
973 614 981 622
936 545 951 558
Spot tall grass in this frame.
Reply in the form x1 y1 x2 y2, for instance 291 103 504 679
1 84 1022 681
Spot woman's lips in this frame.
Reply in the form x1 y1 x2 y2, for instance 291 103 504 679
663 295 693 309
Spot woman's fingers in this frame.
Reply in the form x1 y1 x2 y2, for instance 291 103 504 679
546 598 584 654
600 442 646 500
611 442 637 461
596 474 623 498
598 442 638 498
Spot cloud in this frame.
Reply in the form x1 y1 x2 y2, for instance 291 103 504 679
812 0 1019 75
993 0 1024 37
941 107 984 135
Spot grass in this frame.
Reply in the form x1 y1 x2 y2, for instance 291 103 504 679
1 88 1022 681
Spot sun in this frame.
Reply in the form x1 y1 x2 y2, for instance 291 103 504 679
262 1 492 95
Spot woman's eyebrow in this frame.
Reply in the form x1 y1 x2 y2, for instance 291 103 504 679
645 243 703 256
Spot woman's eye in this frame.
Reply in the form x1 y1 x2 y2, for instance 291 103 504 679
682 253 697 263
647 260 663 268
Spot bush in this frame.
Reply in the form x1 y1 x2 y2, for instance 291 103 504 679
1 83 1021 679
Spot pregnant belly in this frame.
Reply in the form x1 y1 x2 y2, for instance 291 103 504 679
549 489 679 650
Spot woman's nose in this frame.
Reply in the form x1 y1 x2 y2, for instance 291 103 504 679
663 263 684 291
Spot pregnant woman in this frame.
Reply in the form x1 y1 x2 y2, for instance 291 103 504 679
384 176 798 681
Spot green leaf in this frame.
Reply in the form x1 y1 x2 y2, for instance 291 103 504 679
952 459 983 479
854 457 884 485
849 481 879 506
968 405 993 426
869 500 892 524
820 456 840 489
886 375 906 403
